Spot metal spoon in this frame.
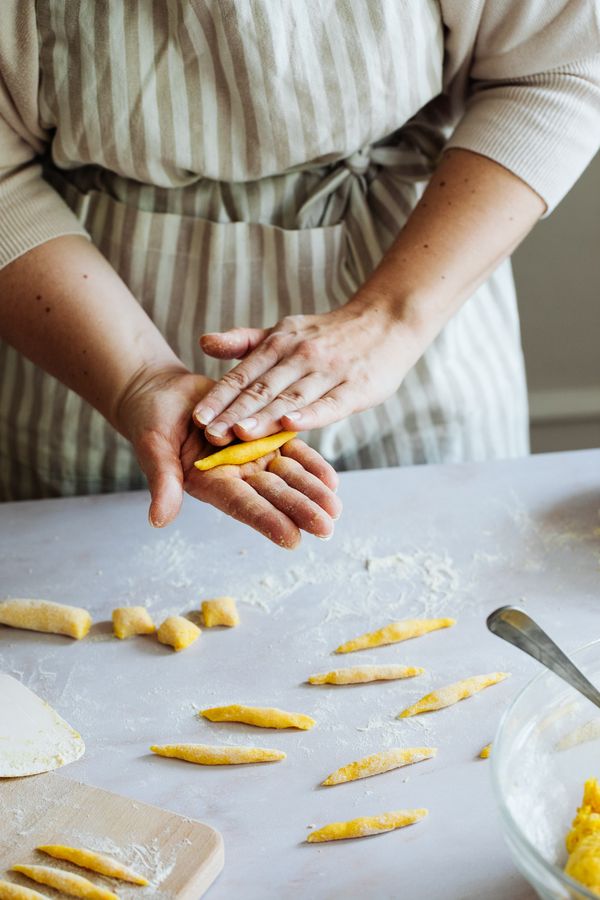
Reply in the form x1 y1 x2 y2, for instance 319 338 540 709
487 605 600 710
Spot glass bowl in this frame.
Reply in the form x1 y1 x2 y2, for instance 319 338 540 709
492 639 600 899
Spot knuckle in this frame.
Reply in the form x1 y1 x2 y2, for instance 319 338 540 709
296 339 319 363
278 388 306 406
245 380 273 403
222 368 250 391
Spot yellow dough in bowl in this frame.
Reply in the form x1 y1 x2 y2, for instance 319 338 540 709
564 778 600 895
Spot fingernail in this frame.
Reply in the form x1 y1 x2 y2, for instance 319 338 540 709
207 421 228 438
195 406 215 426
237 417 257 432
316 531 333 541
285 411 301 422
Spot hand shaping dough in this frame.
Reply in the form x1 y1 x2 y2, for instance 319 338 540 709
564 778 600 894
194 431 297 470
479 743 492 759
201 597 240 628
0 882 51 900
335 618 456 654
37 845 147 885
0 600 91 639
11 866 117 900
151 743 285 764
398 672 509 718
308 664 424 685
201 704 315 730
322 747 437 786
307 808 428 843
112 606 155 640
157 616 200 651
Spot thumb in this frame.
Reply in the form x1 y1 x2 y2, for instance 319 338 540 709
200 327 269 360
135 431 184 528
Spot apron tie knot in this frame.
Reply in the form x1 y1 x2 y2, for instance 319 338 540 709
344 148 370 176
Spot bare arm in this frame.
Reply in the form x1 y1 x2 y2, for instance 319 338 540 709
193 148 545 442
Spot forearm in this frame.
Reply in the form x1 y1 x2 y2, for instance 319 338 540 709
0 235 187 431
353 148 546 344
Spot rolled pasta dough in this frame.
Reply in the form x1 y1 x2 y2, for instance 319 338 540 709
151 743 285 764
112 606 155 640
0 882 51 900
201 597 239 627
37 845 147 885
201 704 315 730
307 808 428 843
157 616 200 651
0 600 91 639
11 866 117 900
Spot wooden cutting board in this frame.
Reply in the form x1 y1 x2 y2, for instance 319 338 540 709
0 771 224 899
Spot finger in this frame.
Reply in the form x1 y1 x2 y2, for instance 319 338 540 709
281 385 355 432
245 470 334 539
232 373 332 441
200 327 269 360
280 438 339 492
194 473 301 549
193 335 287 434
135 431 184 528
267 454 342 520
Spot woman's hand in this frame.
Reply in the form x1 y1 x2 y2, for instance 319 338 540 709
115 367 341 548
193 298 422 446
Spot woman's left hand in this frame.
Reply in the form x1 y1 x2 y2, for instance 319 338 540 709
193 298 421 446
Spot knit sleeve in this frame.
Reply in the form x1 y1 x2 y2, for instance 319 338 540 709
443 0 600 214
0 1 88 270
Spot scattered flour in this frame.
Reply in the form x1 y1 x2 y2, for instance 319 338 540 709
556 717 600 752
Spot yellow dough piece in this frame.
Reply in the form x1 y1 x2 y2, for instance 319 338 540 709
150 743 285 764
479 743 492 759
201 597 240 628
112 606 155 640
11 866 117 900
322 746 437 786
307 808 428 843
308 664 424 685
201 704 315 730
0 599 91 639
37 845 147 886
335 617 456 654
398 672 509 718
157 615 200 651
194 431 297 471
0 881 51 900
564 778 600 894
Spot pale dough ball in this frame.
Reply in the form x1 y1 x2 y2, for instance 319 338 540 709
157 616 201 651
201 597 240 628
112 606 156 639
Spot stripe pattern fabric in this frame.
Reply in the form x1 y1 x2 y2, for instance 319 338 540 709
0 0 529 499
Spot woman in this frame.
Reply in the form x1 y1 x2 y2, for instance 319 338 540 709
0 1 598 546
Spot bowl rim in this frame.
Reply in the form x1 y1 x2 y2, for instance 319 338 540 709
491 637 600 900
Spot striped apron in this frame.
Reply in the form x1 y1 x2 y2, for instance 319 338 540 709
0 0 529 500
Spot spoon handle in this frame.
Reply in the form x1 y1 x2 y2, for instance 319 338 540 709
487 605 600 711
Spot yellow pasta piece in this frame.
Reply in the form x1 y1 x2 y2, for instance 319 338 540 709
0 881 51 900
335 617 456 654
150 743 285 764
308 664 424 685
200 704 315 730
0 599 91 639
564 778 600 894
398 672 509 718
322 746 437 786
157 615 200 651
201 597 240 628
112 606 155 639
307 808 428 843
194 431 297 471
37 845 147 886
479 743 492 759
11 866 117 900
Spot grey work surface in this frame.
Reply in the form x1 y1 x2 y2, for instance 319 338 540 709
1 449 599 900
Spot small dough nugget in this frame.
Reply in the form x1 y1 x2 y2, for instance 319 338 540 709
0 882 51 900
307 808 428 843
38 845 147 885
157 615 200 651
201 704 315 730
479 743 492 759
564 778 600 893
194 431 297 470
398 672 509 718
11 866 117 900
322 746 437 786
309 664 424 685
112 606 155 640
335 617 455 654
0 599 91 639
151 743 285 764
202 597 239 628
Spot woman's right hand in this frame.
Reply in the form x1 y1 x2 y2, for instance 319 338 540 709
114 366 342 548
